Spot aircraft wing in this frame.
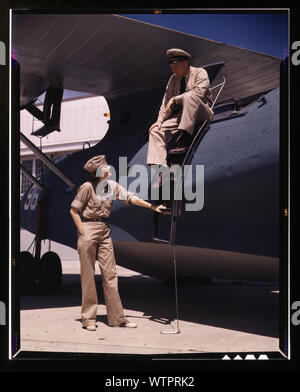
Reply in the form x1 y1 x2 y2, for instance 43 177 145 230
13 13 282 107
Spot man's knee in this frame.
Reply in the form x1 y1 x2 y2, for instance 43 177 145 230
102 270 118 287
182 93 198 106
150 125 162 136
182 94 212 122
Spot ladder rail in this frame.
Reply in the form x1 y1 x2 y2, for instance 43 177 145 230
20 132 77 189
155 73 226 334
170 74 226 245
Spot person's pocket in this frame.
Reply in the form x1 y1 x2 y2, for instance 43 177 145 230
101 200 113 217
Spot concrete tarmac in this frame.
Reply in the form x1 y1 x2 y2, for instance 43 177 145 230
20 229 280 356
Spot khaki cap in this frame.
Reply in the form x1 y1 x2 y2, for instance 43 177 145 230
83 155 108 173
166 48 191 64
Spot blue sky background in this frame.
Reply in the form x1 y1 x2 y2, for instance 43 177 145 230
121 13 289 59
65 12 288 99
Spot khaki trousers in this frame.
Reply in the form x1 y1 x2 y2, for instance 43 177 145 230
147 93 213 166
77 221 127 327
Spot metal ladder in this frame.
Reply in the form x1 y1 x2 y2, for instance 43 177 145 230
151 72 226 334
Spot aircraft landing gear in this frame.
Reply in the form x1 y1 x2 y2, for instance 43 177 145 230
39 251 62 291
20 243 62 295
20 250 36 293
34 235 62 293
20 198 62 295
35 197 62 293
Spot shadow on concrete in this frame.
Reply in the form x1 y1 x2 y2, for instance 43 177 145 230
20 273 279 338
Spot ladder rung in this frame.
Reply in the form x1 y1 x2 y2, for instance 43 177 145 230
152 237 170 244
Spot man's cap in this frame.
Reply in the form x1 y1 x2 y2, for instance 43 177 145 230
83 155 108 173
166 48 191 64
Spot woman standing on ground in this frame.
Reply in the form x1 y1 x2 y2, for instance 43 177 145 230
70 155 166 331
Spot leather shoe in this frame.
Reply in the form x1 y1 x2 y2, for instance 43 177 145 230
169 130 193 155
152 172 163 188
83 325 96 331
152 170 171 189
168 143 189 155
121 322 137 328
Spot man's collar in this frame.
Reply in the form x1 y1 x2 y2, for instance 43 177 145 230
182 66 191 79
184 66 191 79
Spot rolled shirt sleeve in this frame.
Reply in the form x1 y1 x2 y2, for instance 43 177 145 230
71 183 91 212
115 182 134 204
101 180 134 204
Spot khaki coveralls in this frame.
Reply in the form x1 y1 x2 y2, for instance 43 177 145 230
147 66 214 166
71 180 134 327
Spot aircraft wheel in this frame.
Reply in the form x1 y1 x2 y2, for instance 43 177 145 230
39 251 62 291
19 251 36 294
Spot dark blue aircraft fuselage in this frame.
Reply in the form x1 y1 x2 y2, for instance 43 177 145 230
20 87 280 281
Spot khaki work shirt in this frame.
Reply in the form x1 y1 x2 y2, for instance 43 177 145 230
71 180 134 219
157 66 212 123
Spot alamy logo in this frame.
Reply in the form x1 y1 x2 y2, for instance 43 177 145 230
95 157 205 212
0 301 6 325
291 41 300 66
0 41 6 65
291 301 300 326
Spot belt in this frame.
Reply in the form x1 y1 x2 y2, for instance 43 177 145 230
81 217 107 222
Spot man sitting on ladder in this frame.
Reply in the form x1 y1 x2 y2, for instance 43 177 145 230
147 48 214 183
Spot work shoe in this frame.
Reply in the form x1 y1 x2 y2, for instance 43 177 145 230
152 171 171 189
152 172 163 188
168 141 189 155
121 322 137 328
83 325 96 331
169 130 193 155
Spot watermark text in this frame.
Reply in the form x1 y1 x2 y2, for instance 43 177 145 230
95 157 204 212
